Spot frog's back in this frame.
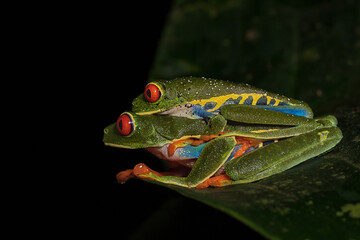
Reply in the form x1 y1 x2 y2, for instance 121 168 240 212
162 77 313 118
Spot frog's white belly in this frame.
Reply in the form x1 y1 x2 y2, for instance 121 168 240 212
146 140 275 165
146 143 206 161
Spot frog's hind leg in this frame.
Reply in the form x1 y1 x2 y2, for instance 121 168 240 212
221 104 314 125
226 126 342 184
126 137 236 188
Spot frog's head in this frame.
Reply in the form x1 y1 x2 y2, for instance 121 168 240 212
103 112 206 149
131 80 184 115
104 112 162 149
132 77 215 115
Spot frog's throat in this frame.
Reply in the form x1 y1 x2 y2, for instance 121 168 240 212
104 134 202 150
104 142 137 149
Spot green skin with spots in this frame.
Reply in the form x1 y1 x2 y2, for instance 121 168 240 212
132 77 313 119
103 109 342 188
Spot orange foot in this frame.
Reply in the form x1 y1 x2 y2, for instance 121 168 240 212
133 163 164 179
116 163 164 183
196 174 233 189
116 169 134 184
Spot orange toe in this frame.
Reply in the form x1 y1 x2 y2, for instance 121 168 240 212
133 163 164 179
196 174 232 189
116 169 134 184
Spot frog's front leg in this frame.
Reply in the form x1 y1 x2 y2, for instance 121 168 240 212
226 125 342 184
116 164 189 184
130 137 236 188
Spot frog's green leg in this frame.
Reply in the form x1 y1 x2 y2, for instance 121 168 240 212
225 121 322 140
134 137 237 188
221 104 323 139
226 126 342 184
227 115 338 141
221 103 312 119
116 164 190 183
221 104 315 125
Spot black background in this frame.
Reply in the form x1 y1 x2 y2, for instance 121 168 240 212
28 2 263 239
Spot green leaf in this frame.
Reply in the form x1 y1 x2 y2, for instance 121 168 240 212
142 111 360 240
141 0 360 239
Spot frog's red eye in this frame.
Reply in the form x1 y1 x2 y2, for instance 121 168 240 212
144 83 162 103
116 113 135 136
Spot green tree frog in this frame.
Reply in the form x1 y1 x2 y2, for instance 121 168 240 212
132 77 313 121
103 109 342 188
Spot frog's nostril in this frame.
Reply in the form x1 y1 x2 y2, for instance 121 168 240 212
104 128 109 134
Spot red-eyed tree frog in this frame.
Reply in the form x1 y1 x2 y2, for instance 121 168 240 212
103 109 342 188
132 77 314 121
